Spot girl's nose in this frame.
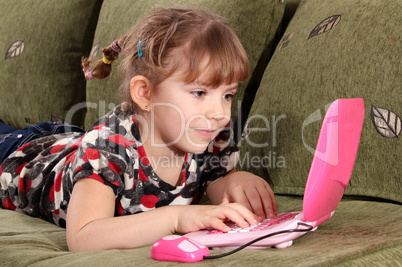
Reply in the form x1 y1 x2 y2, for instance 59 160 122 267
206 98 229 121
212 112 227 121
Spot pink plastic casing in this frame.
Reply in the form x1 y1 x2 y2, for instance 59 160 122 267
184 212 312 249
184 98 365 250
151 235 209 262
303 98 365 223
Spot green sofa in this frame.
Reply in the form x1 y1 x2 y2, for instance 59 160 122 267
0 0 401 266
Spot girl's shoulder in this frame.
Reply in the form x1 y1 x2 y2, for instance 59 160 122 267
86 104 137 134
81 103 141 150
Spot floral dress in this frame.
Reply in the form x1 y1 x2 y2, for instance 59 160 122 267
0 104 239 227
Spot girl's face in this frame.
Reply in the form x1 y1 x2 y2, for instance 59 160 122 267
147 69 238 155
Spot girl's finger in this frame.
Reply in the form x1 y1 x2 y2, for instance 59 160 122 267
220 197 230 205
222 203 259 227
263 184 277 216
254 186 276 219
241 187 264 218
226 190 254 213
208 217 231 232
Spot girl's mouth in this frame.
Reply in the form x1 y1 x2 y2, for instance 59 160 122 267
193 128 217 138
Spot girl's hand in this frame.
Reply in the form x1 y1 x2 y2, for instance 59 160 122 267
67 178 261 251
207 170 277 220
174 202 259 234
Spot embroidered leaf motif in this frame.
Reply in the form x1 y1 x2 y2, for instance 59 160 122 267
371 105 401 139
308 15 341 40
5 40 24 60
90 43 100 58
279 32 295 50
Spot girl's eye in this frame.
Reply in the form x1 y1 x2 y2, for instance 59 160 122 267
191 90 206 97
223 93 234 101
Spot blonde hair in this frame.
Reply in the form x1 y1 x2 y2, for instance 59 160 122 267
82 7 250 113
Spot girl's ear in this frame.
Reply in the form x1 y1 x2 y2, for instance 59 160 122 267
130 76 152 111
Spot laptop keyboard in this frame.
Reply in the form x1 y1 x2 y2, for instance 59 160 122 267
209 212 299 235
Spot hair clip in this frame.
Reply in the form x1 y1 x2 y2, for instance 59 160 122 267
103 55 115 65
110 39 121 53
137 39 143 58
83 69 94 80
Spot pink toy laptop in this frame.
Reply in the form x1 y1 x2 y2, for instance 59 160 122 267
185 98 365 249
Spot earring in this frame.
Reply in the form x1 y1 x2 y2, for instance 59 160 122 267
144 106 149 112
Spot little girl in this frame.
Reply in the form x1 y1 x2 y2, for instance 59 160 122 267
0 7 276 251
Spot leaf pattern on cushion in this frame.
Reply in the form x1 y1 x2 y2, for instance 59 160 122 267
308 15 341 40
90 43 100 58
5 40 24 60
371 105 401 139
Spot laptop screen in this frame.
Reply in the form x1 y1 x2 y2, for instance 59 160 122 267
303 98 365 223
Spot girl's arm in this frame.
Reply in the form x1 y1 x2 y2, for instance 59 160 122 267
66 178 259 251
206 169 277 219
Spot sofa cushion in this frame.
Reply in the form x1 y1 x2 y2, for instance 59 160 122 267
0 0 102 129
84 0 285 130
1 196 401 265
238 0 402 203
281 0 303 32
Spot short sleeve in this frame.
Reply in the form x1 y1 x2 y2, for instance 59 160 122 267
72 124 129 196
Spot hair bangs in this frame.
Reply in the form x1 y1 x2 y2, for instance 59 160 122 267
179 21 250 87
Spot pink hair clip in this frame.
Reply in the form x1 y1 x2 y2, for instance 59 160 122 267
111 40 121 53
84 69 94 80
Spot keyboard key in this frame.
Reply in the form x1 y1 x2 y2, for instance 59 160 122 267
207 212 299 235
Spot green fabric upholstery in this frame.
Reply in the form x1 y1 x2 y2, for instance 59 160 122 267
0 0 102 129
1 196 401 266
0 1 400 265
84 0 285 130
238 0 402 203
281 0 303 34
